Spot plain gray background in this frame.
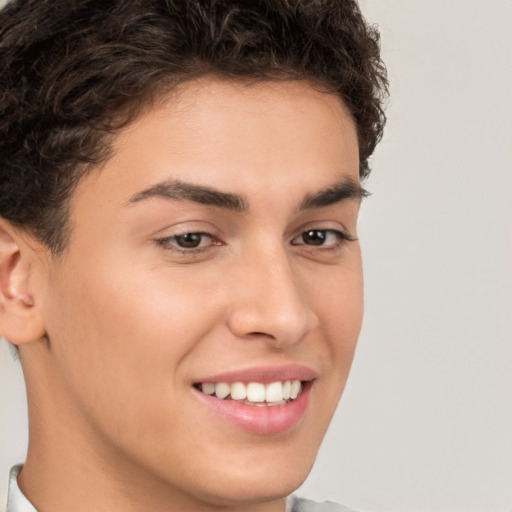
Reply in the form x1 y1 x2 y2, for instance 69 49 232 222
1 1 511 511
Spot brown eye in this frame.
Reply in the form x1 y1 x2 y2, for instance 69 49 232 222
291 229 353 249
157 232 216 251
302 230 328 246
174 233 205 248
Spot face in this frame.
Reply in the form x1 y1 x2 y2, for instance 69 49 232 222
28 79 363 508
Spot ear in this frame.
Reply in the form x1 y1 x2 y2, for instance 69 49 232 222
0 219 46 346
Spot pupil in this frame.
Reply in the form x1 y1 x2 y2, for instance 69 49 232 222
177 233 202 248
304 230 325 245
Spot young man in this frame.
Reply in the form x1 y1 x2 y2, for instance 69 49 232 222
0 1 387 511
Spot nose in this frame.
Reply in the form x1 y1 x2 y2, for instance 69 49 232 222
226 248 319 348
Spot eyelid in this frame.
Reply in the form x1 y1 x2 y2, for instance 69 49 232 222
150 219 220 237
155 231 222 251
291 219 356 239
291 228 354 245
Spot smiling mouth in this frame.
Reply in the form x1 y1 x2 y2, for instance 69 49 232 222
194 380 305 406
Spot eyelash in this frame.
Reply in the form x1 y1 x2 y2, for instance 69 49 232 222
155 228 355 255
291 229 355 249
155 232 220 253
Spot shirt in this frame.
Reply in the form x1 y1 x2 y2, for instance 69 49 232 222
5 464 357 512
6 466 36 512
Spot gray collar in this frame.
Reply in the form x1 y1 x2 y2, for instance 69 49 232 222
6 465 37 512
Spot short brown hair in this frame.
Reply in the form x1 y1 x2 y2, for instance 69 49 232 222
0 0 388 253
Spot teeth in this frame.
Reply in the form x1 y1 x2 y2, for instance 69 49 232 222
200 379 303 404
215 382 230 399
265 381 283 402
202 383 215 395
290 380 301 399
282 380 291 400
230 382 247 400
246 382 266 402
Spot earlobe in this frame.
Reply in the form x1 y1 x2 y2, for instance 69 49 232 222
0 219 46 346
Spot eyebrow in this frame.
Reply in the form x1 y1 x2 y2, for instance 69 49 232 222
299 178 369 211
127 180 248 213
126 176 368 213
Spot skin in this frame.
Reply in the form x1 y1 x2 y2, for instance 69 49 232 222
0 78 363 512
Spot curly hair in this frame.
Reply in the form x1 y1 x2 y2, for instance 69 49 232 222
0 0 388 254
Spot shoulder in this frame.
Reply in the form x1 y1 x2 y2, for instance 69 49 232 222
289 495 360 512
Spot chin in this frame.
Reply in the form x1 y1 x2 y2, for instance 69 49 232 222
149 438 318 509
188 468 310 509
190 444 317 508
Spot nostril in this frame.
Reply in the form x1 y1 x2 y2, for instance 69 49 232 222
247 331 274 338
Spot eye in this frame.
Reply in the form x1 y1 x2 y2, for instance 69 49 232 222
291 229 353 248
156 232 218 250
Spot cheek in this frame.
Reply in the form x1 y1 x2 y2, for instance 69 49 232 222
304 252 364 398
325 280 364 360
308 250 364 346
41 253 226 428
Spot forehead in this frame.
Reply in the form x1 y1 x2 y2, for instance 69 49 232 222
72 78 359 217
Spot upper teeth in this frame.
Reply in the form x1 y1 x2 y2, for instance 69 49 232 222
199 380 302 404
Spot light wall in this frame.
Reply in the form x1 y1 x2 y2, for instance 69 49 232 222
299 1 512 510
1 1 511 511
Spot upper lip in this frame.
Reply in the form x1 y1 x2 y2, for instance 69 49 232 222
192 364 317 384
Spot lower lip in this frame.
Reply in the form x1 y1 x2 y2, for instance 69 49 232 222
193 382 312 435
